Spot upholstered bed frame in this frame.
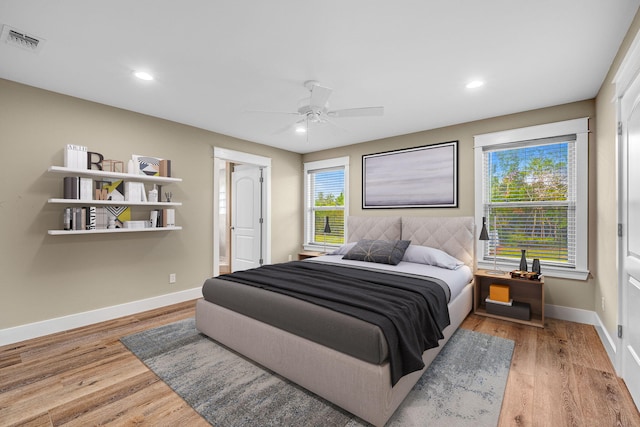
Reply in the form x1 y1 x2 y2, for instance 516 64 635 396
196 216 475 426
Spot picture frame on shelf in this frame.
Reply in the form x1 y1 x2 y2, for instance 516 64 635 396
132 154 163 177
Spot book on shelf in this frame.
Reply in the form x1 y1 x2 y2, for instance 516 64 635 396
87 206 96 230
63 176 79 199
161 208 175 227
485 297 513 306
63 206 102 230
159 159 171 177
80 178 93 201
70 207 85 230
124 181 146 202
64 144 88 169
95 207 108 229
64 207 71 230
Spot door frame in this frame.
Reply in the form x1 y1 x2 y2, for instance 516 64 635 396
615 28 640 393
213 147 271 277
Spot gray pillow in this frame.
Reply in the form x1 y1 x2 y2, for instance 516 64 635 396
343 239 411 265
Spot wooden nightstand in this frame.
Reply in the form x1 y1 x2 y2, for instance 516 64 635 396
298 250 325 260
474 269 545 328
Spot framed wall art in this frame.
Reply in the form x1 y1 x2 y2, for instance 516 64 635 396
362 141 458 208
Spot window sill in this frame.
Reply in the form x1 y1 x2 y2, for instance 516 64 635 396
477 261 590 281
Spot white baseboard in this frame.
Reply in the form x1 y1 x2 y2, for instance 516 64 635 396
0 287 202 347
545 303 618 369
545 303 598 325
594 313 618 367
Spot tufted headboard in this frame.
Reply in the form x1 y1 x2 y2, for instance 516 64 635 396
346 216 475 268
347 216 402 242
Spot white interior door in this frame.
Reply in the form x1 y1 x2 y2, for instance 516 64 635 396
231 164 263 272
620 70 640 407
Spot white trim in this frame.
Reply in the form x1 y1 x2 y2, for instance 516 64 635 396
303 156 350 249
0 287 202 347
474 117 590 279
304 156 350 171
594 313 619 370
474 117 588 147
213 147 272 167
212 147 272 276
613 28 640 98
545 303 597 325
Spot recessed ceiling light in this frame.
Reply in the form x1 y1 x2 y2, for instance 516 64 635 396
466 80 484 89
133 71 154 81
295 124 307 133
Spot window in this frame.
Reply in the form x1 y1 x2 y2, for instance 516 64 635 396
474 118 589 280
304 157 349 250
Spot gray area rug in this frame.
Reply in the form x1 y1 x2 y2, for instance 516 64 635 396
121 318 514 427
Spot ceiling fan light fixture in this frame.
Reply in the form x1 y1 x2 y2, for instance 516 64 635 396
466 80 484 89
133 71 154 81
295 124 307 133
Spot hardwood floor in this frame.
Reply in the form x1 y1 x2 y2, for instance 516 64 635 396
1 301 639 426
462 315 640 427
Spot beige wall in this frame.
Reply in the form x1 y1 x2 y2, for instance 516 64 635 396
4 7 640 334
0 79 302 329
595 11 640 338
303 100 596 311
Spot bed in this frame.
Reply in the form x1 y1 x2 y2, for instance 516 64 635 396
196 216 475 426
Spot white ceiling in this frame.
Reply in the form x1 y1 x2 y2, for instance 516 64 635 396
1 1 638 154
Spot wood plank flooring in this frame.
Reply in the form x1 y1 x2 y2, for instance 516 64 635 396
1 301 639 426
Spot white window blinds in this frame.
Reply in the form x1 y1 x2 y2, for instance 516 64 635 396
474 117 589 280
482 135 576 267
304 157 349 249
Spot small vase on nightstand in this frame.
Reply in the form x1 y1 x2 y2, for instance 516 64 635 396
519 249 528 271
532 258 541 274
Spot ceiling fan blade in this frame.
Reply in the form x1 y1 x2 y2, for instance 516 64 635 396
327 106 384 118
309 84 332 108
244 109 300 116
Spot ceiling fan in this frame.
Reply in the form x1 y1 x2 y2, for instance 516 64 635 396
254 80 384 137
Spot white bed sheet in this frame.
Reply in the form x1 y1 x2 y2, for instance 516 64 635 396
305 254 472 301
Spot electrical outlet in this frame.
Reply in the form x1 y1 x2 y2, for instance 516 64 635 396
169 273 176 284
601 296 605 311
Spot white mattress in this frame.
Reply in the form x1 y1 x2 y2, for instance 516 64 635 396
306 254 473 302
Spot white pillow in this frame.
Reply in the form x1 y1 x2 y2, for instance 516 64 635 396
329 242 357 255
402 245 464 270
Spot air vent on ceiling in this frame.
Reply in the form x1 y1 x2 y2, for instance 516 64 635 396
1 24 45 53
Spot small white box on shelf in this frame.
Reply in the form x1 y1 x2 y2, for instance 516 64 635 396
123 220 148 229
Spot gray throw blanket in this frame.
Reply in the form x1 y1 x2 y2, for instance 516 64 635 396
218 261 450 385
